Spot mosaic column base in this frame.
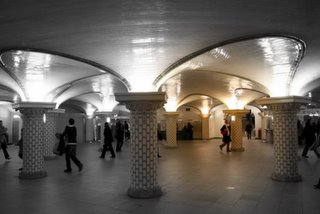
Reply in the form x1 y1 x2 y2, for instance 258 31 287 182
128 186 162 198
232 147 245 152
19 171 47 179
271 172 302 182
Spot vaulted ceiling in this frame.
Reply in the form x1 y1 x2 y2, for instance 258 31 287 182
0 0 319 114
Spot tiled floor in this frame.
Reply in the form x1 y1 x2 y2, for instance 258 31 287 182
1 139 320 214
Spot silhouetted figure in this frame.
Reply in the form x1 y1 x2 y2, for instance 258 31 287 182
186 122 193 140
115 121 124 152
314 178 320 189
124 121 130 141
245 122 253 140
100 122 115 159
0 120 10 160
297 120 304 145
157 130 163 158
301 118 316 158
17 128 23 170
219 119 231 152
62 118 83 173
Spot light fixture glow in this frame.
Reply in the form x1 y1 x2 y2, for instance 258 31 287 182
258 38 302 97
164 97 177 112
226 95 245 109
13 114 21 119
86 105 96 117
201 107 209 115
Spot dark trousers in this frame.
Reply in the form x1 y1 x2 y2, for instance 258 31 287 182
65 145 82 170
1 143 10 159
220 142 230 151
116 140 123 152
302 143 312 156
100 143 115 158
246 131 252 139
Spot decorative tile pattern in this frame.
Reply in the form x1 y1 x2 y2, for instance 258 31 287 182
267 102 301 181
223 110 249 152
19 108 47 179
125 101 164 198
231 114 245 151
164 112 179 147
43 112 56 159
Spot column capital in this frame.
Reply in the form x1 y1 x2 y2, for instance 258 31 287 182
223 109 250 116
47 108 65 114
95 111 113 117
201 113 210 118
12 102 56 115
256 96 310 112
163 111 180 118
115 92 166 111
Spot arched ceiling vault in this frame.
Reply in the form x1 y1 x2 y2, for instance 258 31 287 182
1 1 319 113
157 35 305 110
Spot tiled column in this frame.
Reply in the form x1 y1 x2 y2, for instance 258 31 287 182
257 96 310 182
44 109 65 159
223 109 250 151
201 114 210 140
12 102 56 179
163 112 179 147
85 115 94 143
115 92 166 198
258 112 268 141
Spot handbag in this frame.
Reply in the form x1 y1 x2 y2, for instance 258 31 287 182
53 142 60 155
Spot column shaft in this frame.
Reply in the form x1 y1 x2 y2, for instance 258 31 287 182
201 115 209 140
85 116 94 143
43 109 65 159
43 112 56 159
257 96 310 182
12 102 55 179
224 109 249 151
164 112 179 147
270 104 301 181
115 92 165 198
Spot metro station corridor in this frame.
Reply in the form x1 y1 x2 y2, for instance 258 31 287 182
1 139 319 214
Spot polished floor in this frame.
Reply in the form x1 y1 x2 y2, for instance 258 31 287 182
1 139 320 214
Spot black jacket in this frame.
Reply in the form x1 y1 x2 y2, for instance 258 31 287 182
62 125 77 144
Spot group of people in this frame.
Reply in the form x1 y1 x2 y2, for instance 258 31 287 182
99 120 130 159
61 119 131 172
1 118 132 173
